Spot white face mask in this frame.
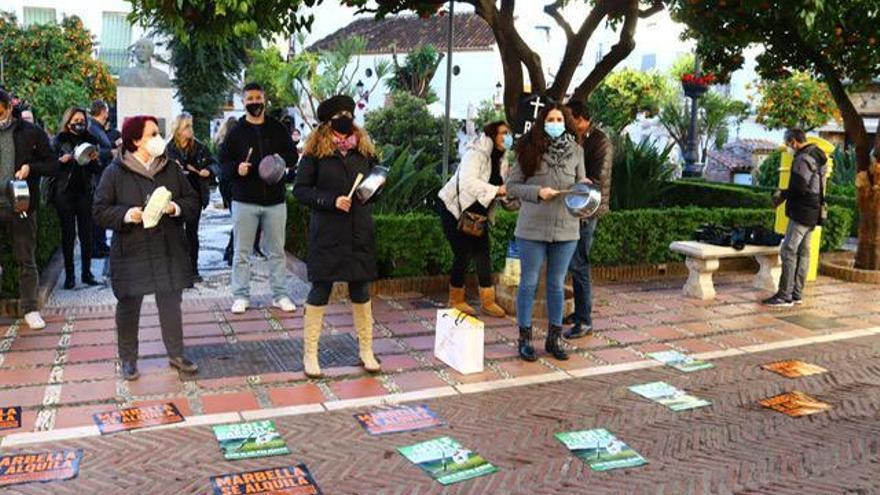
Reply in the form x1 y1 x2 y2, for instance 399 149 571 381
145 135 166 158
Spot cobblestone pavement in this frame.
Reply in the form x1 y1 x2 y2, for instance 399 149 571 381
3 331 879 494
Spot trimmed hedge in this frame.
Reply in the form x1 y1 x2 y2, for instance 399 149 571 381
285 197 852 279
662 179 858 236
1 206 61 298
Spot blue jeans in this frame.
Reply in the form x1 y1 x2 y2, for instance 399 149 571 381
569 218 598 326
231 201 288 299
516 238 578 328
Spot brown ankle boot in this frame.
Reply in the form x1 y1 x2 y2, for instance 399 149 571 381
448 285 476 316
479 287 506 318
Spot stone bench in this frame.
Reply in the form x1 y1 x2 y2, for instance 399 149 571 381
669 241 781 300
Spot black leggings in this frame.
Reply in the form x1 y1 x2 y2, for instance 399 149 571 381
440 208 493 288
307 281 370 306
55 192 93 278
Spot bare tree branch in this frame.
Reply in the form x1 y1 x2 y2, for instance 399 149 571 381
544 0 574 41
547 0 618 99
570 0 640 102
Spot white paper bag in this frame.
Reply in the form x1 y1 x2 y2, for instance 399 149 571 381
434 308 484 375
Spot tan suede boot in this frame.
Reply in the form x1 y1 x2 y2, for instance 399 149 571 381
302 304 325 379
479 286 506 318
351 301 381 373
448 285 476 316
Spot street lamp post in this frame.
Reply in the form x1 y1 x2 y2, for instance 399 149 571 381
682 54 703 178
442 0 454 180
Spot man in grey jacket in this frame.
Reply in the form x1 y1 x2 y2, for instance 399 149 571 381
764 129 827 307
564 101 613 338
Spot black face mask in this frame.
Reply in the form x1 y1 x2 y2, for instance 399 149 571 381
245 103 264 117
70 122 86 135
330 116 354 136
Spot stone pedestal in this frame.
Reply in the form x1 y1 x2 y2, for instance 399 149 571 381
116 86 175 136
753 253 782 292
495 264 574 321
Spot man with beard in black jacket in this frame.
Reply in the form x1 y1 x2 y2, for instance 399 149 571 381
764 129 828 307
0 89 57 329
220 82 298 315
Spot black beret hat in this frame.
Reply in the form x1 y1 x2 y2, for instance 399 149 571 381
317 94 356 123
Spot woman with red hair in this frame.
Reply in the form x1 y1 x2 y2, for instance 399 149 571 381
93 116 200 381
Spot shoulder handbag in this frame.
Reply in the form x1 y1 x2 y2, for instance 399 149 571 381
455 169 488 238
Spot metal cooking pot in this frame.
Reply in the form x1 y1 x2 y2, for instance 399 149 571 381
6 180 30 215
258 153 286 185
73 143 97 166
564 182 602 219
355 165 389 203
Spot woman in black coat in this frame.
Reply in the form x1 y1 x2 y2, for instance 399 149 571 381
166 113 218 283
293 95 381 379
93 115 200 381
52 107 102 289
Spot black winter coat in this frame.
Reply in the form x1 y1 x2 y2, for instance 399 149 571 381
293 150 379 283
92 152 199 299
5 120 56 213
166 139 217 209
50 131 102 200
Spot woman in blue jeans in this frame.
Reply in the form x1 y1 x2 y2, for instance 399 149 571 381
506 103 585 361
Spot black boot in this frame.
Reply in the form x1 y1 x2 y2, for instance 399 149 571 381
518 327 538 362
63 273 75 290
545 325 569 360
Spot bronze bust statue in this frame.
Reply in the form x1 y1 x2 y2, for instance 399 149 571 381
118 38 172 88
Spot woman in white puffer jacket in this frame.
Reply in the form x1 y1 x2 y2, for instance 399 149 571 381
437 121 513 318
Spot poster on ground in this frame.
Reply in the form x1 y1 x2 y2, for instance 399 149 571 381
93 402 184 434
213 420 290 460
398 436 497 485
555 429 647 472
629 381 711 412
759 391 831 417
0 406 22 430
646 350 714 373
210 464 322 495
761 360 827 378
355 405 445 436
0 449 83 488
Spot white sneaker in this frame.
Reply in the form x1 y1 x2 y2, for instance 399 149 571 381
23 311 46 330
231 299 249 314
272 297 297 313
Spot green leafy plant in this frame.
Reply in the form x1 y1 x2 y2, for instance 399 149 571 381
0 15 115 130
588 68 669 133
373 146 442 215
387 44 443 104
610 136 676 210
365 91 457 170
756 150 782 189
168 35 252 141
830 146 857 188
753 71 838 131
473 99 507 130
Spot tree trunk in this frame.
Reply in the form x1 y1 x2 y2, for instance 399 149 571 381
824 74 880 269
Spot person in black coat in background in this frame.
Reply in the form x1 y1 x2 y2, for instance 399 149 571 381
293 95 381 378
88 99 114 258
166 112 218 283
51 107 102 289
93 115 199 381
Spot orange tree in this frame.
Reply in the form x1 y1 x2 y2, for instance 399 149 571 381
668 0 880 269
0 15 115 131
753 71 838 131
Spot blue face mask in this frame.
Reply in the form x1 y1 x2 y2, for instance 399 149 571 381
544 122 565 139
502 134 513 150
